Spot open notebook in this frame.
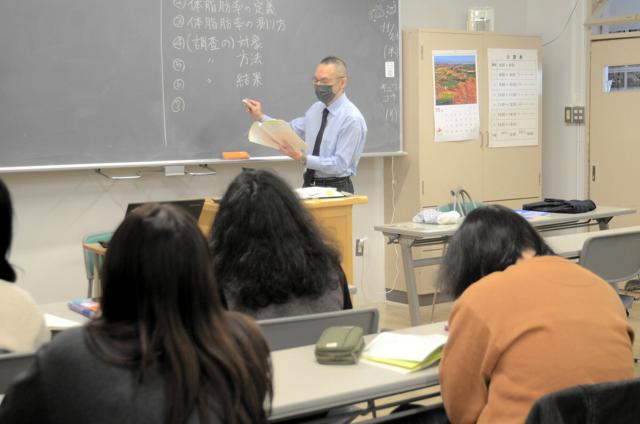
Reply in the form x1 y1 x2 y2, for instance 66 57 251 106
362 332 447 373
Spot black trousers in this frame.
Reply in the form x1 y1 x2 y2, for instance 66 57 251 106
303 176 354 194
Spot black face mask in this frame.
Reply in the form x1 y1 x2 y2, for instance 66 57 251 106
314 84 335 104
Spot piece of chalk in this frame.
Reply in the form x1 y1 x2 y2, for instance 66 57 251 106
242 99 249 105
223 151 250 160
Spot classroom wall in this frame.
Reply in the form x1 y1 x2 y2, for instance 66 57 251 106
401 0 528 33
5 0 587 305
525 0 588 199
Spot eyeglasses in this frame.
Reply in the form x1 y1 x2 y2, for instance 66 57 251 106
312 76 344 85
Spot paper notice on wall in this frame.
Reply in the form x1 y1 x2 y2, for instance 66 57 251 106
385 61 395 78
488 49 539 148
432 50 480 142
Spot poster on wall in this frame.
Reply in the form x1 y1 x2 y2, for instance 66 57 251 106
488 48 539 148
432 50 480 142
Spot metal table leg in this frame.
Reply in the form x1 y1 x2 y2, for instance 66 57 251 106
399 238 421 326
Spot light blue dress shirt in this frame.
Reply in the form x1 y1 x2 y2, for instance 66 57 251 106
265 94 367 178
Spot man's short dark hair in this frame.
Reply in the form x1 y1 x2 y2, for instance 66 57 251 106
320 56 347 78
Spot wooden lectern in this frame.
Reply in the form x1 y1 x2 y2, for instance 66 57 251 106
198 196 368 284
83 196 368 296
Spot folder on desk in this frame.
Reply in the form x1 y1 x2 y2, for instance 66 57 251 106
362 332 447 372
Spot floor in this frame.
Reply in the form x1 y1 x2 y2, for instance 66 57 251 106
351 295 640 421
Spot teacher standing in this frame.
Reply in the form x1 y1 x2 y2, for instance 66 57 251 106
244 56 367 194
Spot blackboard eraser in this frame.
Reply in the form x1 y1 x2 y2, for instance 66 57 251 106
222 151 251 160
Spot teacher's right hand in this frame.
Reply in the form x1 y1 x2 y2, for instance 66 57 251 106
243 98 263 121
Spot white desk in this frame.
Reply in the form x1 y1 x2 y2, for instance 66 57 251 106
39 302 88 332
375 206 636 326
545 225 640 259
270 321 446 421
34 303 444 421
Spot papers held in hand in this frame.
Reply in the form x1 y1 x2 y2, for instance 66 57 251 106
249 119 308 152
362 332 448 372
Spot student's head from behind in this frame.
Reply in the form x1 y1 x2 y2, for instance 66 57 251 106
99 203 221 325
0 178 16 282
211 169 341 310
439 205 554 299
94 203 272 423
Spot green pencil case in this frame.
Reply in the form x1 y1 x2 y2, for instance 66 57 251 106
314 326 364 365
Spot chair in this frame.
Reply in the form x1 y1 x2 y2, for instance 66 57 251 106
258 307 379 351
358 404 449 423
578 230 640 312
0 352 35 394
82 232 112 298
524 377 640 424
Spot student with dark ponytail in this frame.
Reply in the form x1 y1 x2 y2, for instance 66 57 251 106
0 204 272 423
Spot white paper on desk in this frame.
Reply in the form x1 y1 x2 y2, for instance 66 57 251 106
363 332 448 362
249 119 307 152
44 313 81 330
295 186 345 199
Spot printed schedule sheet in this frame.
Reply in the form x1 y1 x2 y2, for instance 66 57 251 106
488 48 539 148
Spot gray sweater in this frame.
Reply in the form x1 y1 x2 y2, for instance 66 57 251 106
0 327 219 424
227 284 344 320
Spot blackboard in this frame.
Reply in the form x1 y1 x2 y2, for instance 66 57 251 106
0 0 401 172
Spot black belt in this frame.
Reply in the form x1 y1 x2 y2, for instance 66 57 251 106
309 176 351 185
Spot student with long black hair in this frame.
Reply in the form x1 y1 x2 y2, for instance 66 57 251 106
438 205 634 424
210 169 352 319
0 204 272 424
0 178 49 353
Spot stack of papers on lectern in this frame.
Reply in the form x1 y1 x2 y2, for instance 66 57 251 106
362 332 448 373
295 186 345 199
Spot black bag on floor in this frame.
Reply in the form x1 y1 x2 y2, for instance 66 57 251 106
523 198 596 214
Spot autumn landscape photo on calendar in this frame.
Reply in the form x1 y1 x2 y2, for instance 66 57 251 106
434 54 477 105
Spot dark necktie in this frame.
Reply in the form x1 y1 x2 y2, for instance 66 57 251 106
303 108 329 186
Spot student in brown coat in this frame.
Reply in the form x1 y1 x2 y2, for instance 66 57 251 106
438 205 634 424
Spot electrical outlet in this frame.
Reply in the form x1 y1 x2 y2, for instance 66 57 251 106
572 106 585 124
565 106 585 125
355 238 365 256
